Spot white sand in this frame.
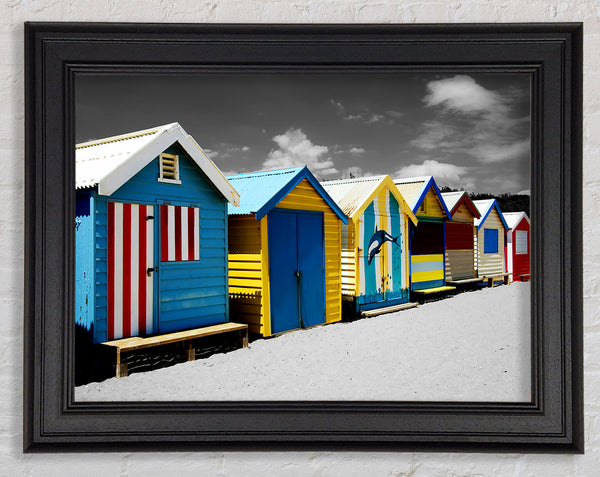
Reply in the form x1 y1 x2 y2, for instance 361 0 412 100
75 282 531 402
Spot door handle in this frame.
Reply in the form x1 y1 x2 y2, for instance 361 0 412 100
147 266 158 277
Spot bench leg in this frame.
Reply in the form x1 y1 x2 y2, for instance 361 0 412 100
240 329 248 348
186 340 195 361
115 349 128 378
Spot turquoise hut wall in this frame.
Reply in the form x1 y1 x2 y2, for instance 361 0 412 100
77 141 231 344
356 193 407 305
322 176 415 316
75 191 96 336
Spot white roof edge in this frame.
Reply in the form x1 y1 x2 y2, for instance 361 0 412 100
503 211 530 229
393 175 431 184
94 123 240 206
76 123 178 149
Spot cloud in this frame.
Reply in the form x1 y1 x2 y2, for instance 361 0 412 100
241 146 250 152
409 121 460 151
332 99 400 125
395 160 472 190
330 99 344 114
348 147 365 154
385 110 404 119
262 128 338 178
202 148 219 159
366 113 384 124
469 139 530 164
411 75 530 165
424 75 504 114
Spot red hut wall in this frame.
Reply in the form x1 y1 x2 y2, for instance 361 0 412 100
511 219 530 281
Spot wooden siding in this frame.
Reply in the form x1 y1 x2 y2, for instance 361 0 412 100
93 144 229 343
476 208 506 276
275 179 342 325
340 220 357 295
451 202 476 223
508 218 530 281
418 188 445 219
75 192 95 335
228 215 266 335
445 249 476 280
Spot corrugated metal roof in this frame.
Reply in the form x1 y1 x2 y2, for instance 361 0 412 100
441 191 480 218
441 191 464 212
226 167 304 215
503 211 530 229
226 166 347 223
75 122 240 206
320 176 385 216
76 124 166 190
321 175 417 224
393 176 452 219
393 177 429 210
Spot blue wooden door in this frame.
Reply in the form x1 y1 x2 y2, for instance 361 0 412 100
268 210 325 334
297 213 325 327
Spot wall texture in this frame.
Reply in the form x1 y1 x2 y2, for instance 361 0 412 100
2 1 597 475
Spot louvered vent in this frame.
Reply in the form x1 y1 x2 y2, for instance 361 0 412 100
158 153 180 183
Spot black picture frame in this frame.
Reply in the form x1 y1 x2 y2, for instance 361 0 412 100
24 22 583 452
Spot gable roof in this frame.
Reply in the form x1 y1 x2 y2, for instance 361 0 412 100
473 199 509 230
441 191 481 219
393 176 452 219
502 211 530 230
76 122 240 205
226 166 348 223
321 175 417 225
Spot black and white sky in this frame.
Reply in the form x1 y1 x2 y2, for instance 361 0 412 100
76 73 531 194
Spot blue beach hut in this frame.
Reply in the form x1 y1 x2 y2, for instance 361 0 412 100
226 167 348 336
75 123 240 344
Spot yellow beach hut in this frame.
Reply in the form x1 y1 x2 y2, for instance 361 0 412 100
321 175 418 318
226 167 348 337
393 176 453 293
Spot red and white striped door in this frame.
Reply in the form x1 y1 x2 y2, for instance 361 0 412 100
107 202 155 340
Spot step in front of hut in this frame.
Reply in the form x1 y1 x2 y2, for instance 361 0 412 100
360 301 418 318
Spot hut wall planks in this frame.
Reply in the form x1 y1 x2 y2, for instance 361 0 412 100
476 208 506 277
228 215 265 335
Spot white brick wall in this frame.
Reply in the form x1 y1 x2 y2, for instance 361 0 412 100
1 1 597 475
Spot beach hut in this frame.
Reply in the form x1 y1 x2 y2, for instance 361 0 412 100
503 211 531 282
393 176 453 293
441 191 481 284
473 199 509 282
226 167 347 337
321 176 418 317
75 123 240 345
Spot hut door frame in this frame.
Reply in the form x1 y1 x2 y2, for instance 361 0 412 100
107 200 156 341
267 209 325 334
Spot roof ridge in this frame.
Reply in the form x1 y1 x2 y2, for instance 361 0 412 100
76 123 178 149
227 167 303 180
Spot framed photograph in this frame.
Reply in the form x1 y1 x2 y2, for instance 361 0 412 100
24 22 583 451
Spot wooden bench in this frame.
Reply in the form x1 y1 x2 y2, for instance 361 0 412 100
101 322 249 378
482 274 511 287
